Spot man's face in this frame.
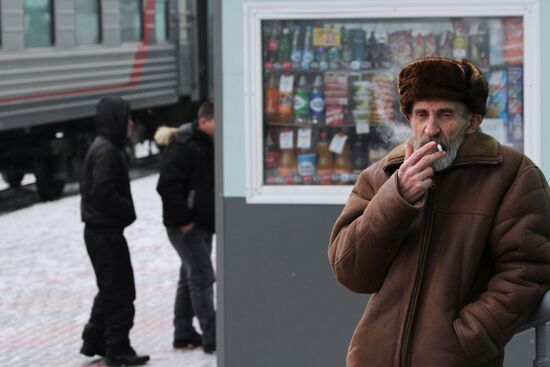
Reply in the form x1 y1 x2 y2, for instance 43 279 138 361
199 117 215 138
408 100 476 171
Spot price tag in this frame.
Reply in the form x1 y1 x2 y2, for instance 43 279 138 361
297 128 312 149
279 130 294 149
355 121 370 135
329 134 348 154
279 74 295 94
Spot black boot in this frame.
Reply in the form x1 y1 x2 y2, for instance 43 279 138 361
80 323 105 357
173 332 202 349
105 346 150 366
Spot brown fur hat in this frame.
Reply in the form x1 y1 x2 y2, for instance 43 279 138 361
398 57 489 117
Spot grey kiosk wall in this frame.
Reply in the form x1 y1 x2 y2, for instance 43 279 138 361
212 1 547 366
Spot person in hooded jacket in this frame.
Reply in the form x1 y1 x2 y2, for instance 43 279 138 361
156 100 216 354
80 96 150 366
329 58 550 367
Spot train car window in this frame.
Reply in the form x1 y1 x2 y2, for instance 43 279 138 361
120 0 143 42
75 0 101 45
178 0 189 42
155 0 168 42
24 0 54 48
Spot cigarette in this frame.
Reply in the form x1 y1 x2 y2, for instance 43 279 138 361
437 144 443 152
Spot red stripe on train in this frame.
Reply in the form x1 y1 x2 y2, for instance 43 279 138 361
0 0 156 104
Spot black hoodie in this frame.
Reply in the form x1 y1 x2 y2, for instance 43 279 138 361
80 96 136 227
156 121 214 233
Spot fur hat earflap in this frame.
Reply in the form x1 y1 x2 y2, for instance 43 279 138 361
398 57 489 117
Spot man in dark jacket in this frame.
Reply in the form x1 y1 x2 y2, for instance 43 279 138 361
156 100 216 354
80 96 149 366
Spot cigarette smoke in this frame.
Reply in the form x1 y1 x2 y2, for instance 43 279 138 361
374 122 412 145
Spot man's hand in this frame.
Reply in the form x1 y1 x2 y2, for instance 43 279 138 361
180 222 195 235
398 141 446 204
154 126 179 146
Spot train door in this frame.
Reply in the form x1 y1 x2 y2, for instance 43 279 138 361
176 0 212 102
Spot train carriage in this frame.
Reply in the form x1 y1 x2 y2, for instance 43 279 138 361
0 0 211 199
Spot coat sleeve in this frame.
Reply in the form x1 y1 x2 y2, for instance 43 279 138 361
328 169 422 293
156 143 194 227
90 147 135 222
454 161 550 364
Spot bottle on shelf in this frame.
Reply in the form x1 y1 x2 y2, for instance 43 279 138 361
278 128 297 177
368 31 380 69
264 128 280 175
309 74 325 125
341 26 353 64
301 25 314 70
351 29 366 70
264 73 280 122
351 135 369 179
297 128 316 180
316 129 333 185
278 26 292 65
267 22 280 63
452 20 468 60
333 132 352 185
290 25 303 65
294 75 310 125
316 47 329 71
278 73 295 124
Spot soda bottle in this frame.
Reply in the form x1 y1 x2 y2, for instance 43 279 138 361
301 25 314 70
290 25 303 64
265 74 279 121
309 74 325 125
278 26 291 64
351 29 366 70
278 128 297 177
452 20 468 59
264 73 279 122
267 23 281 63
278 73 295 124
341 27 353 64
297 128 316 180
333 132 352 185
264 128 280 174
316 130 333 184
368 31 380 68
294 75 310 124
316 47 329 71
351 135 369 179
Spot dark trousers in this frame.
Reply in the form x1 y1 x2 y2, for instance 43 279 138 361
82 225 136 354
166 225 216 346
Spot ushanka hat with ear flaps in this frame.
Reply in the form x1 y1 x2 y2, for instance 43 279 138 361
397 57 489 117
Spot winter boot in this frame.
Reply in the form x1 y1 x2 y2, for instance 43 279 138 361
80 323 105 357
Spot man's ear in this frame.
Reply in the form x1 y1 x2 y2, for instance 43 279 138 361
465 114 483 134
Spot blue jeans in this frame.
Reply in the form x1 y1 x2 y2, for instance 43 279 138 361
166 225 216 347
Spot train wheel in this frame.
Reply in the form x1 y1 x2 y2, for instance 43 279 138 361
2 171 24 188
34 158 65 201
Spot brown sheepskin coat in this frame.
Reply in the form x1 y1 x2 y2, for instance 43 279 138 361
329 131 550 367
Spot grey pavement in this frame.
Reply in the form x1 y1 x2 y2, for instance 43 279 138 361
0 174 217 367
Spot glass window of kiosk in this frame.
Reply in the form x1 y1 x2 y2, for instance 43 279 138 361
260 17 524 187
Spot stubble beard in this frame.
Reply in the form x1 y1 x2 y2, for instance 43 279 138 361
412 125 467 172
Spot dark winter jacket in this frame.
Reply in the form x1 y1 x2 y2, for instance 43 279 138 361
80 96 136 228
157 121 215 233
329 131 550 367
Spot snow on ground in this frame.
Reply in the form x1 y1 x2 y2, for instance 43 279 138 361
0 173 217 367
0 173 36 190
